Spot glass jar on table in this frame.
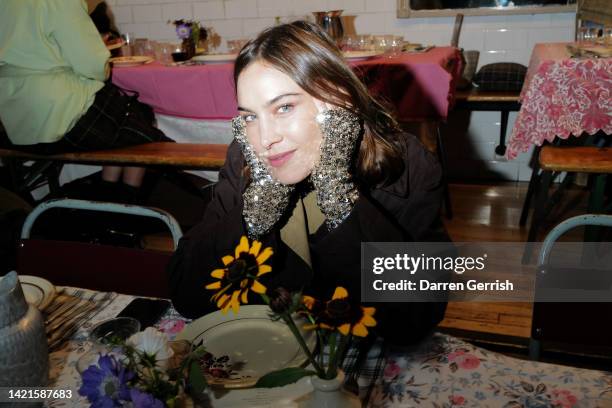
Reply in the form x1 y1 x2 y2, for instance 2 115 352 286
578 26 597 45
76 317 141 373
120 32 135 56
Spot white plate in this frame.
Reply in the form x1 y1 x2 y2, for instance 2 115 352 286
177 305 315 389
190 53 237 64
110 56 153 67
16 275 55 310
106 40 124 51
342 50 382 61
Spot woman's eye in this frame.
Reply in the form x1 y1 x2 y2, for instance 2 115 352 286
242 114 256 122
277 104 293 114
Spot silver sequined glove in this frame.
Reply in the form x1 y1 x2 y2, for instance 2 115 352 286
232 116 295 240
311 108 362 230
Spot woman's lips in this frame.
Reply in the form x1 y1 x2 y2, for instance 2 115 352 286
267 150 295 167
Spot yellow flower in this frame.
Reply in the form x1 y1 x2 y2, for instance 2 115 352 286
302 287 376 337
205 236 273 314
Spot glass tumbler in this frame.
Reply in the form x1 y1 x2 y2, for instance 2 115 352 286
76 317 141 373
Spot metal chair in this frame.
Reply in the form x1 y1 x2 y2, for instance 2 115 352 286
529 214 612 360
17 198 182 297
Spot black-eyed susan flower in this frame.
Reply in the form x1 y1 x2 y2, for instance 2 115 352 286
302 287 376 337
205 236 273 314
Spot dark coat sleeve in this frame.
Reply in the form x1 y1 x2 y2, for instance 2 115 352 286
166 141 312 319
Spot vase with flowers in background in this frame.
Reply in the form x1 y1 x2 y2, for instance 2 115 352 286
169 20 207 61
204 236 375 407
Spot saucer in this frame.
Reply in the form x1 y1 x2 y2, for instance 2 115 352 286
18 275 55 310
110 56 154 67
190 53 237 64
342 50 382 61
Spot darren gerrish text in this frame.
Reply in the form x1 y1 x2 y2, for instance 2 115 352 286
372 279 514 291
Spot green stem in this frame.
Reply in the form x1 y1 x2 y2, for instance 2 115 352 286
328 334 349 379
327 332 337 379
306 314 325 370
317 331 325 370
281 314 325 378
260 293 324 377
339 334 352 369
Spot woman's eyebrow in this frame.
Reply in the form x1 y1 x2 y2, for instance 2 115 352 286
237 92 301 112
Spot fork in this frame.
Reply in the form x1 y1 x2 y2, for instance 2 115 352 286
46 301 97 333
46 293 99 340
44 289 85 324
47 292 116 350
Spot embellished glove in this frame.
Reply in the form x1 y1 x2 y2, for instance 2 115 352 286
232 116 295 239
311 108 362 230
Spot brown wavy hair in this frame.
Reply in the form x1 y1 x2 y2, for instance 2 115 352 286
233 20 404 187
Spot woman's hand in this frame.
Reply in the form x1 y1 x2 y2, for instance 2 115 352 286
232 116 295 239
311 107 362 230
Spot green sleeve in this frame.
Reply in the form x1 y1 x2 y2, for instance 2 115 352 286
50 0 110 81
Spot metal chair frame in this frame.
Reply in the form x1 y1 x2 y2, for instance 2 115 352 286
20 198 183 248
17 198 183 297
529 214 612 360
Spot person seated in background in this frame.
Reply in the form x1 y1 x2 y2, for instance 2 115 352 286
89 1 120 43
0 0 172 203
167 21 450 346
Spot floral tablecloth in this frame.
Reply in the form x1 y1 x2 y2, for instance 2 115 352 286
506 43 612 160
368 333 612 408
46 288 612 407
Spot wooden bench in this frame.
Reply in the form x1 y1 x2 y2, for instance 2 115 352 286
0 142 228 200
539 146 612 173
523 145 612 262
454 88 521 156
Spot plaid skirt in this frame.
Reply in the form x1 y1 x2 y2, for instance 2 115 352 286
4 82 172 155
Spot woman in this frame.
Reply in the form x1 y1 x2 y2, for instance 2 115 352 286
168 21 449 345
0 0 171 201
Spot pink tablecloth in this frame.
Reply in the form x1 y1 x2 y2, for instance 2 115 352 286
507 43 612 159
112 47 462 123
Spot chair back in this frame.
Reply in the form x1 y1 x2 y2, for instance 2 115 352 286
532 215 612 354
576 0 612 40
17 198 182 298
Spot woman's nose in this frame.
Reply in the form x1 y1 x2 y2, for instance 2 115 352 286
259 121 282 150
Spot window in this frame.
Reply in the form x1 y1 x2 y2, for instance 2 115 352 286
398 0 577 17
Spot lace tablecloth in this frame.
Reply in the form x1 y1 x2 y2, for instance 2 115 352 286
507 43 612 160
45 288 612 407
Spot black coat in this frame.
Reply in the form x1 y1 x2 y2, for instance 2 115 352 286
167 133 450 345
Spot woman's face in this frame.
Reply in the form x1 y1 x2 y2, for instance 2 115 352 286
236 61 323 185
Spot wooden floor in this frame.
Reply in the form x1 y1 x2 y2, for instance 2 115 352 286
439 181 590 346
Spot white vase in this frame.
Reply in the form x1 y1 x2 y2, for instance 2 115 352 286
299 371 361 408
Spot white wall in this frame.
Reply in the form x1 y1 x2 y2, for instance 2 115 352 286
104 0 576 180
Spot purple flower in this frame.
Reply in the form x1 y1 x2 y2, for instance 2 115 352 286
130 389 165 408
79 354 133 407
176 24 192 40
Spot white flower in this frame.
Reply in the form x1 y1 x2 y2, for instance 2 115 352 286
127 327 174 361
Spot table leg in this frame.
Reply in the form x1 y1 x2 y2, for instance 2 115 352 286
494 109 509 156
436 125 452 219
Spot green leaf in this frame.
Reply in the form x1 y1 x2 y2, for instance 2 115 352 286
255 367 316 388
189 360 207 394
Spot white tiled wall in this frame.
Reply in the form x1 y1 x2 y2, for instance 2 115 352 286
102 0 575 181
